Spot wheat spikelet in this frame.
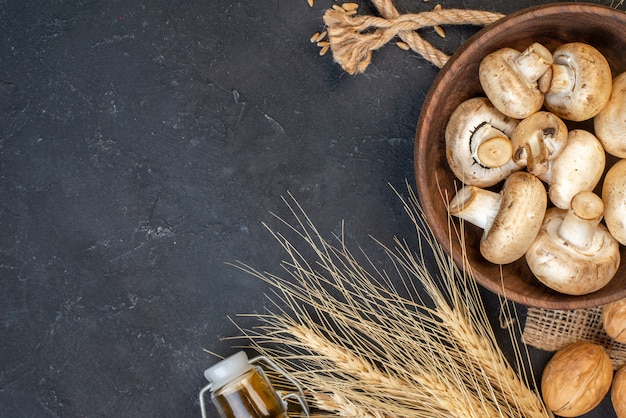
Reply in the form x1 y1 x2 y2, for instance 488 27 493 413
379 225 545 416
289 323 502 417
313 392 386 418
230 185 550 417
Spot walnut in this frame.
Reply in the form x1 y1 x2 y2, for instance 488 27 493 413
613 366 626 418
541 341 613 417
603 298 626 343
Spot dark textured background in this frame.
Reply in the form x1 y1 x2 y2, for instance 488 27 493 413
0 1 621 417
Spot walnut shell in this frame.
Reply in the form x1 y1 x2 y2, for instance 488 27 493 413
603 298 626 343
614 366 626 418
541 341 613 417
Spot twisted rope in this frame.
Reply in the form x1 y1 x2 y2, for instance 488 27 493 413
322 3 504 74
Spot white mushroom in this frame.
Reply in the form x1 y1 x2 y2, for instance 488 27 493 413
525 191 620 296
539 42 612 122
479 42 553 119
536 129 605 209
510 111 568 177
448 171 547 265
594 71 626 158
445 97 520 187
602 158 626 246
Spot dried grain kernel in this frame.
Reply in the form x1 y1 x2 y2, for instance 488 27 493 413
396 41 410 51
332 4 344 11
319 45 330 56
342 3 359 10
307 0 314 7
310 32 321 43
318 31 327 41
317 41 330 47
434 25 446 38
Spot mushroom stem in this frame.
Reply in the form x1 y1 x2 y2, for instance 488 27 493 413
511 111 568 176
539 43 612 122
449 186 501 231
476 136 513 168
514 42 553 82
445 97 520 187
479 42 552 119
557 191 604 252
539 56 575 95
451 172 548 265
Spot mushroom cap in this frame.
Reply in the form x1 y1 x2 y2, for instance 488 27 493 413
541 129 605 209
510 111 568 176
479 47 546 119
479 171 547 265
542 42 612 122
445 97 520 187
602 158 626 245
525 206 620 295
595 71 626 158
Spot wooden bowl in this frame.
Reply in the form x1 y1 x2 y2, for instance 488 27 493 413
414 3 626 309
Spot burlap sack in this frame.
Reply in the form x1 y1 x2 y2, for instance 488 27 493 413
523 306 626 369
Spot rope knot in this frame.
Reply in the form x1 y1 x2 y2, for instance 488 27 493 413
320 2 505 75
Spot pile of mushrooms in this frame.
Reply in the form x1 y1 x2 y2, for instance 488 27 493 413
446 41 626 296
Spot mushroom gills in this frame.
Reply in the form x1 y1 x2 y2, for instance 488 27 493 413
471 123 514 168
445 97 520 187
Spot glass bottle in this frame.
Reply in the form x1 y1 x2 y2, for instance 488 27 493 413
199 351 309 418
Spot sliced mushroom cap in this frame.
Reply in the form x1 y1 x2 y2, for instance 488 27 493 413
594 71 626 158
445 97 520 187
479 43 552 119
525 191 620 296
510 111 568 177
539 42 612 122
602 158 626 245
449 171 547 265
538 129 605 209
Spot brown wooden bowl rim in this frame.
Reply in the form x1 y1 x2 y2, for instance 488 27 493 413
414 2 626 309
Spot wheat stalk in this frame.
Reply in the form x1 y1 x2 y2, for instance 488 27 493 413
381 212 547 417
289 323 502 417
230 185 550 417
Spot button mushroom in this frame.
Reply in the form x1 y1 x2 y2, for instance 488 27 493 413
594 71 626 158
448 171 547 265
445 97 521 188
479 42 553 119
525 191 620 296
510 111 568 177
602 158 626 246
539 42 612 122
536 129 605 209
